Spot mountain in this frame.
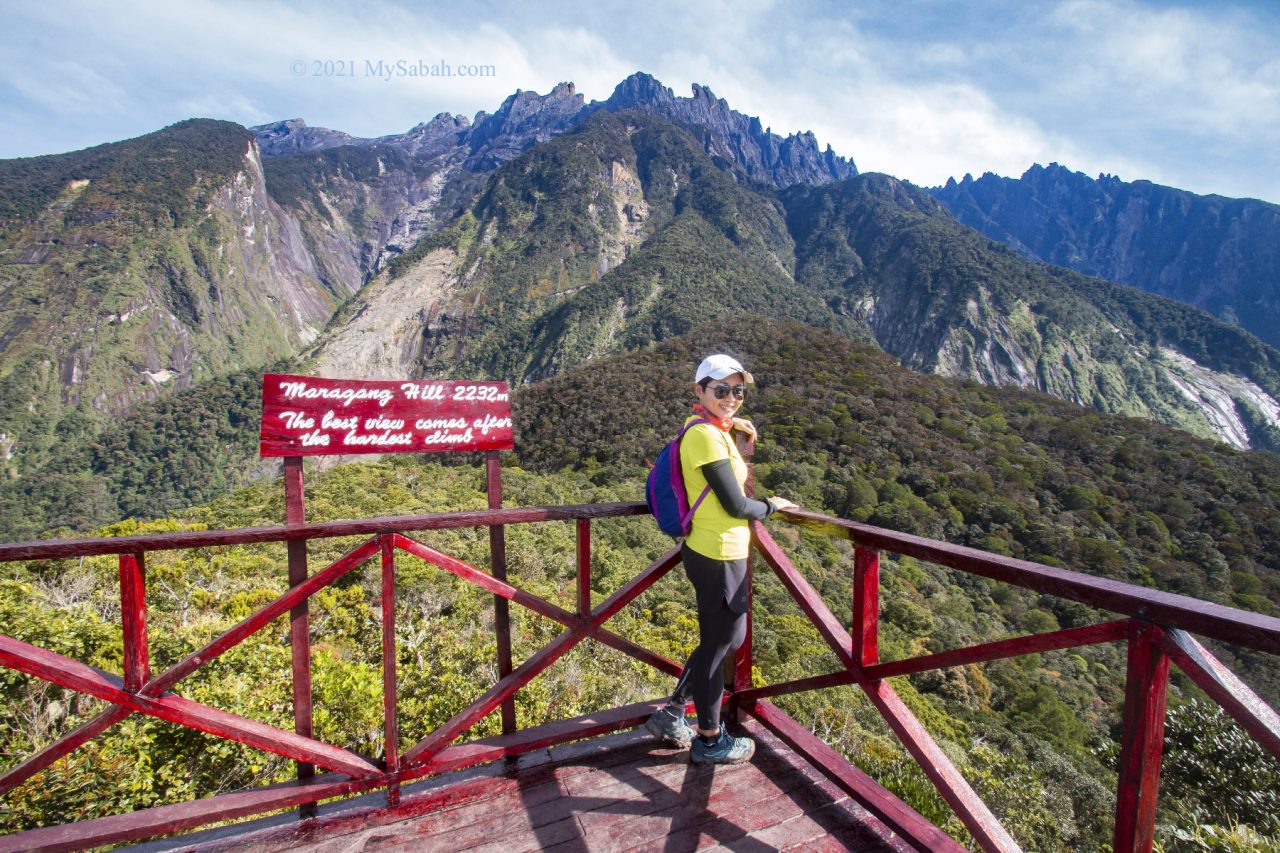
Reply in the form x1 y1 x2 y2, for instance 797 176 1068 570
783 175 1280 452
0 119 344 474
3 72 1280 524
308 107 1280 451
0 73 852 484
253 86 584 291
931 164 1280 350
304 108 842 384
4 79 1279 850
592 72 855 187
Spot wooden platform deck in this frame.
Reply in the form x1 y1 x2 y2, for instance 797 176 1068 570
128 719 917 853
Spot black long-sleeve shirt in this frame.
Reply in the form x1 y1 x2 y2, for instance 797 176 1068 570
700 459 775 520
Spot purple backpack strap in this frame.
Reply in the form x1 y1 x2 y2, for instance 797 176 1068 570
681 484 712 530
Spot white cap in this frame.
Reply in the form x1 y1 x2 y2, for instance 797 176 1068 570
695 354 754 384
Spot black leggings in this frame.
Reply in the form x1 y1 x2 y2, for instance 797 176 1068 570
668 545 748 731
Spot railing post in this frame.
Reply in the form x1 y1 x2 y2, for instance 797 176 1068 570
282 456 315 815
119 552 149 690
854 547 879 667
576 518 591 617
732 431 756 705
486 450 516 734
381 534 400 807
1114 621 1170 853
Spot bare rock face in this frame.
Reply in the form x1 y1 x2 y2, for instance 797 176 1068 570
308 248 461 380
208 142 337 341
465 82 586 169
598 159 649 275
1158 348 1280 450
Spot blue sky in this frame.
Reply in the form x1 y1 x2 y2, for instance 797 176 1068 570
3 0 1278 202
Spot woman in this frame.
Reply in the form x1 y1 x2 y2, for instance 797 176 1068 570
646 353 797 764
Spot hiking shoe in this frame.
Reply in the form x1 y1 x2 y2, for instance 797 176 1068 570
690 731 755 765
645 706 695 748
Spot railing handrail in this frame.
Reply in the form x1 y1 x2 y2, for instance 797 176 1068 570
782 509 1280 657
2 501 1276 654
0 502 648 562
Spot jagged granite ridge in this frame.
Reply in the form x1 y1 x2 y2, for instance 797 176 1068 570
251 73 857 304
931 164 1280 350
251 72 855 191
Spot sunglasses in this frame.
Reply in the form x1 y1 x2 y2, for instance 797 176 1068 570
710 383 747 400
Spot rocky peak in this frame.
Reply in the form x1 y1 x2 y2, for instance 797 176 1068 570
426 112 472 129
251 119 360 157
606 71 674 107
404 113 472 136
597 72 856 188
1021 162 1106 196
466 82 585 167
384 112 474 158
252 72 858 191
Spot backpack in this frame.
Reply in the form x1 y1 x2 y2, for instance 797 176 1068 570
646 418 713 537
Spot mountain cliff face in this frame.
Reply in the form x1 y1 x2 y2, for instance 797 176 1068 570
0 120 342 473
261 140 475 295
931 164 1280 350
253 83 591 297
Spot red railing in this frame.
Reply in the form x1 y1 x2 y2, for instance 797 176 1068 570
0 499 1278 851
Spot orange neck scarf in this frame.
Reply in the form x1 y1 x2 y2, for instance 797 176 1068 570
692 404 733 432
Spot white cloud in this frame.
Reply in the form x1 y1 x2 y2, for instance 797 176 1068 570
6 60 131 116
1 0 1277 201
1048 0 1280 134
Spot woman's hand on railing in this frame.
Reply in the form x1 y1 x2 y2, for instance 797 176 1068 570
767 497 798 513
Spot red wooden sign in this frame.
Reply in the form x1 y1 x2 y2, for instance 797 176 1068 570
260 374 514 457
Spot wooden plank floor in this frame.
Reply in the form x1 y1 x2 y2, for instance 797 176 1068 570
132 720 919 852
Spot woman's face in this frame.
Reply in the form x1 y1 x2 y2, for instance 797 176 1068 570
695 372 747 421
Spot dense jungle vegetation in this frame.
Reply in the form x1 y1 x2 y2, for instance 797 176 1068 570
2 318 1278 849
0 367 275 542
0 119 253 233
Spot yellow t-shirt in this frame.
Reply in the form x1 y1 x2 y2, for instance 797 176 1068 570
680 417 751 560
